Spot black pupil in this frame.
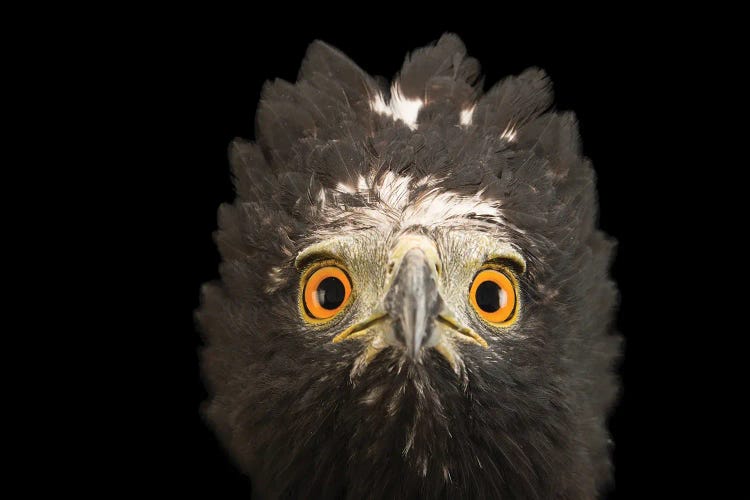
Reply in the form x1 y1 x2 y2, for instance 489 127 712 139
476 281 504 312
316 277 345 310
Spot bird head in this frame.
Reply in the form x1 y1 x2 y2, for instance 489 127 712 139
198 34 619 498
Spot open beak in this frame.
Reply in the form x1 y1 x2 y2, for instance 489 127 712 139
333 235 487 375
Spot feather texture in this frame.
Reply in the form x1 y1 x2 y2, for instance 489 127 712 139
199 33 619 499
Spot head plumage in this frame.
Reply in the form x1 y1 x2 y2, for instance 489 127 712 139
200 34 619 499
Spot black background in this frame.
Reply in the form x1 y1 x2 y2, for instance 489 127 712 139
145 18 691 498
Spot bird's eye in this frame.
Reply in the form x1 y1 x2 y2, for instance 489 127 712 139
469 269 517 325
302 265 352 321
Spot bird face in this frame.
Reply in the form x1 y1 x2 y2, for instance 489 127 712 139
199 35 619 499
296 222 525 382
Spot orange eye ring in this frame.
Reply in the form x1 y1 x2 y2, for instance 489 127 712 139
302 265 352 321
469 269 517 325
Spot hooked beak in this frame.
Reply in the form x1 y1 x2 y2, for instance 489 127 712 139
333 235 487 374
383 247 442 359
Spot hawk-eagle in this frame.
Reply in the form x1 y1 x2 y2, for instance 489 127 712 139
198 34 620 499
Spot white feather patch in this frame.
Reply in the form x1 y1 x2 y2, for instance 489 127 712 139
459 105 475 126
375 171 414 209
357 174 369 191
501 123 518 142
320 172 503 231
335 182 355 194
370 84 423 130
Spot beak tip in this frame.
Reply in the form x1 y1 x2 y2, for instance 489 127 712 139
407 346 421 360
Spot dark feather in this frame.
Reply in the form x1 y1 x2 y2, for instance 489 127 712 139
199 34 619 499
397 33 481 107
473 67 553 133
